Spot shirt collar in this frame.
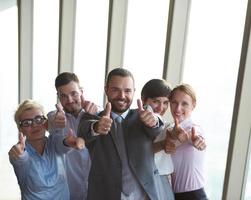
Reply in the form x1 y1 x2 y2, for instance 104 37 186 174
111 109 129 120
65 108 84 119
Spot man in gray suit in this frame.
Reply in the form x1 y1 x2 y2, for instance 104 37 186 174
78 68 174 200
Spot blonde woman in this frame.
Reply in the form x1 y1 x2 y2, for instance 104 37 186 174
166 84 207 200
8 99 84 200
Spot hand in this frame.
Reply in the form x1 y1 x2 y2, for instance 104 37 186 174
8 132 26 160
137 99 158 128
93 102 113 135
81 95 99 115
191 127 206 151
164 132 176 153
63 128 85 149
173 117 190 143
52 103 66 128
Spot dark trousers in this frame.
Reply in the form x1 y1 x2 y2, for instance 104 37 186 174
174 188 208 200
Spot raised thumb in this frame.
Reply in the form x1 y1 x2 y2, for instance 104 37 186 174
103 102 111 117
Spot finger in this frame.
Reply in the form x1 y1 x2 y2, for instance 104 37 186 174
165 141 176 153
103 102 111 117
137 99 144 112
144 104 153 112
54 103 65 121
89 104 98 114
75 137 85 149
84 102 98 115
9 147 20 160
18 132 25 150
143 113 157 127
55 103 64 113
64 129 75 147
191 127 196 141
81 96 89 110
174 117 180 128
67 128 74 137
200 143 206 151
196 141 205 150
83 101 91 111
81 94 85 104
195 136 206 150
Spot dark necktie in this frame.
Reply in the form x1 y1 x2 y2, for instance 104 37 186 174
115 116 134 196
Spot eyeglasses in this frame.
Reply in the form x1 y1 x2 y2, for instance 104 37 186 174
58 91 80 100
19 115 47 127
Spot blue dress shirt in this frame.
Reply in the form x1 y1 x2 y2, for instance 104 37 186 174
47 110 91 200
9 134 70 200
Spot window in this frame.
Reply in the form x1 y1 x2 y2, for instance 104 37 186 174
74 0 109 107
0 2 20 199
244 146 251 199
182 0 248 199
124 0 169 107
33 0 59 112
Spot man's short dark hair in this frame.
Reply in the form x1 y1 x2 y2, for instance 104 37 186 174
55 72 80 88
106 67 134 86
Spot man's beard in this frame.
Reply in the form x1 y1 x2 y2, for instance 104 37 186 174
64 103 81 116
110 99 132 114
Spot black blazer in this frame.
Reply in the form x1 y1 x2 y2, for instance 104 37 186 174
78 109 172 200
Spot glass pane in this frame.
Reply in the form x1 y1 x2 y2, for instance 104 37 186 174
182 0 248 199
0 3 20 199
33 0 59 112
74 0 109 107
124 0 169 107
244 155 251 199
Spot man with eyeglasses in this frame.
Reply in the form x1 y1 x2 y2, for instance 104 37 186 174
47 72 100 200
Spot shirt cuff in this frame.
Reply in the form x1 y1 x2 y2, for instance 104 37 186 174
91 121 100 136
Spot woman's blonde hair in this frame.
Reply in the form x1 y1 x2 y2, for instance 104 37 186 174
14 99 45 127
169 83 197 104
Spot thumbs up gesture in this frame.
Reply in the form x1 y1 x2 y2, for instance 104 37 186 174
52 103 66 128
191 127 206 151
164 131 176 153
63 128 85 150
172 117 190 143
137 99 158 128
8 132 26 160
81 95 99 115
93 102 113 135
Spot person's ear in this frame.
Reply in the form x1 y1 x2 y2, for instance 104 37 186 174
18 128 26 136
141 97 146 104
44 120 49 130
192 102 196 110
104 86 108 94
79 87 84 94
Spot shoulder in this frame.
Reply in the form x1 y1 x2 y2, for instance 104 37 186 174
47 110 56 119
124 109 139 122
188 118 204 136
81 112 100 120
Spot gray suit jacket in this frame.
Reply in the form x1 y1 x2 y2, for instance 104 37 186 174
77 109 174 200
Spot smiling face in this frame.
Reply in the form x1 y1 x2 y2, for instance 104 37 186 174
143 96 169 116
105 75 135 115
57 81 83 116
19 108 47 142
140 79 172 116
170 89 195 123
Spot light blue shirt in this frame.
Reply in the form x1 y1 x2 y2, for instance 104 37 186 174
47 110 91 200
10 135 70 200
